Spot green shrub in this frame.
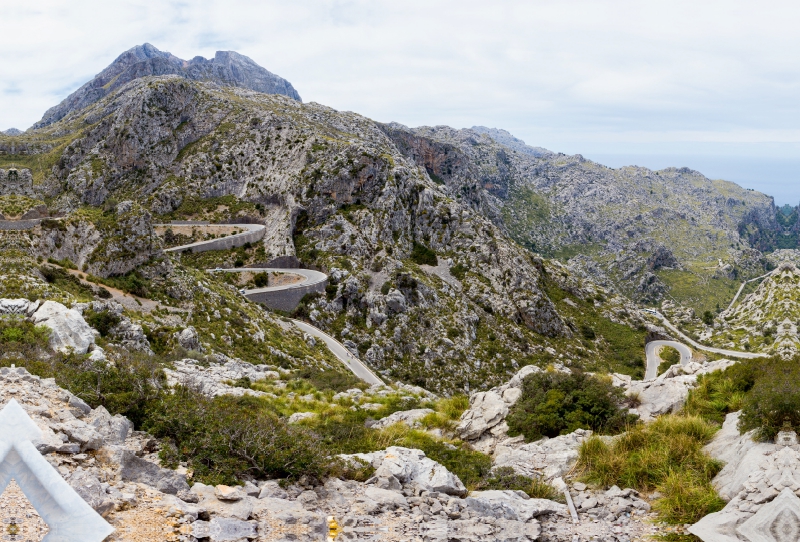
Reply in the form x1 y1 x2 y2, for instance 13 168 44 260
657 346 682 375
253 272 269 288
478 467 559 499
506 370 638 441
292 367 366 393
577 414 724 524
84 309 121 337
739 356 800 441
0 318 50 356
702 311 715 326
579 324 596 340
410 242 438 266
380 281 392 295
145 388 332 485
450 263 468 281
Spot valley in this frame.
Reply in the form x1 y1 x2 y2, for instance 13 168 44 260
1 43 799 542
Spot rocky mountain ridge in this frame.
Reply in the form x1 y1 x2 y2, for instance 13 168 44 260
34 43 301 129
381 124 778 305
0 74 657 392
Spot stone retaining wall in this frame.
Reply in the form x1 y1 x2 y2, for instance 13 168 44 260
0 219 41 230
244 280 327 312
163 225 265 254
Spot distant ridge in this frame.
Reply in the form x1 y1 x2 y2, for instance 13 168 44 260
34 43 301 129
471 126 553 158
1 128 22 136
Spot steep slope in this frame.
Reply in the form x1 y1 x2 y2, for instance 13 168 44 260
0 75 652 392
711 259 800 358
381 124 777 308
34 43 301 129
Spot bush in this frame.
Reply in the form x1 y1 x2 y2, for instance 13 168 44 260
410 242 438 266
739 356 800 441
478 467 558 499
450 263 468 281
293 367 366 393
145 388 333 485
97 287 113 299
0 318 50 356
84 309 121 337
577 414 724 524
253 272 269 288
657 346 682 375
702 311 715 326
506 370 638 441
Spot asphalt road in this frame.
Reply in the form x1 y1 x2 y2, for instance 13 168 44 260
646 310 768 360
645 340 693 380
208 267 328 294
292 319 384 386
168 229 382 386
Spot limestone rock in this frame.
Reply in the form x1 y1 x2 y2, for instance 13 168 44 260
371 408 433 429
31 300 97 354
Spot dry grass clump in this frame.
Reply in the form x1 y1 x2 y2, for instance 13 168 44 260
577 414 725 524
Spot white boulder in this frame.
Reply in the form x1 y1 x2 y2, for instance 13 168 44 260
31 300 97 354
371 408 433 429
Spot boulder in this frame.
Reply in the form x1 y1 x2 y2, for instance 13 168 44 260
492 428 593 481
467 490 566 522
215 484 247 502
364 486 408 509
86 405 133 445
288 412 316 424
0 298 36 315
342 446 467 496
98 446 189 494
176 326 203 352
705 411 774 500
457 391 508 441
371 408 434 429
68 468 116 517
57 419 104 451
31 300 98 354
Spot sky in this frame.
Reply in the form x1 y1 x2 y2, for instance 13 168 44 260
3 0 800 203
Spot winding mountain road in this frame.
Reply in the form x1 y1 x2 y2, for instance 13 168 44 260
645 310 768 360
726 270 774 312
644 340 693 380
159 226 383 385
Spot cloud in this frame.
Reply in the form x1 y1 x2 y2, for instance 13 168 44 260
3 0 800 199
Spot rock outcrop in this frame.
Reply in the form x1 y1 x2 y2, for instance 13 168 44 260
690 413 800 541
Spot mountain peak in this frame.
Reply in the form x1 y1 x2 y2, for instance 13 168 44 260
33 44 301 129
1 128 22 136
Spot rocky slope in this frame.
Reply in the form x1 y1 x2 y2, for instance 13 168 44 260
0 73 657 392
709 260 800 357
34 43 301 129
381 124 777 305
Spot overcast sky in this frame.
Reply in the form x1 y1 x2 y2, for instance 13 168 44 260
4 1 800 203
